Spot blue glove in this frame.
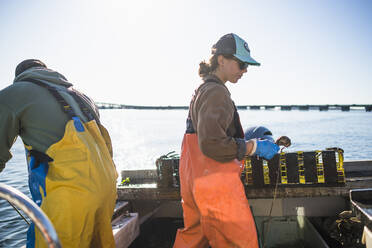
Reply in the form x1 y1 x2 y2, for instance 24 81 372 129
254 139 280 160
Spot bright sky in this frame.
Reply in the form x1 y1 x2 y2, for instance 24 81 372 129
0 0 371 106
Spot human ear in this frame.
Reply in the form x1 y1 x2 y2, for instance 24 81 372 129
217 55 225 66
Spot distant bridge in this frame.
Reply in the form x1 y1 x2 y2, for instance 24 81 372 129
96 102 188 110
96 103 372 112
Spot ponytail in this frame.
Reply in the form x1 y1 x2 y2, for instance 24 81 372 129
198 55 219 78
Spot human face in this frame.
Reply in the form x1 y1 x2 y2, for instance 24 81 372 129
231 57 249 70
217 55 248 83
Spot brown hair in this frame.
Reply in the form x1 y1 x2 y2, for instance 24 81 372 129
198 55 218 78
198 54 235 78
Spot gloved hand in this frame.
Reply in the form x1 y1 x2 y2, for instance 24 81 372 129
253 139 280 160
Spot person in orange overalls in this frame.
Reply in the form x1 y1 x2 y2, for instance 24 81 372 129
173 33 280 248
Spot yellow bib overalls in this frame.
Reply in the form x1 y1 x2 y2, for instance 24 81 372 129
24 79 118 248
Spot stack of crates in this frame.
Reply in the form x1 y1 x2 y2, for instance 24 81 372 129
243 148 345 187
155 148 346 188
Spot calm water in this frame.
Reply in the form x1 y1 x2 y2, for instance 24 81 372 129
1 109 372 246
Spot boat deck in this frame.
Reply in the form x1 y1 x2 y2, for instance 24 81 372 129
117 160 372 201
114 160 372 247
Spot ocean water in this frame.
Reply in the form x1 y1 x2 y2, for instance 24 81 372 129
1 109 372 246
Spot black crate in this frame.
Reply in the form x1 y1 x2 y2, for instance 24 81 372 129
156 156 180 188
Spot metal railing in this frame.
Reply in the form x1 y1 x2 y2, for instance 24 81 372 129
0 183 61 248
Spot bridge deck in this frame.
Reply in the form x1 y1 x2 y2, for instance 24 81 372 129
97 102 372 111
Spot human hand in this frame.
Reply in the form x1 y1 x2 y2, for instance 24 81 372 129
254 139 280 160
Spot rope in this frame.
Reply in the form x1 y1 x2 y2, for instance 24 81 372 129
263 147 286 248
7 200 30 225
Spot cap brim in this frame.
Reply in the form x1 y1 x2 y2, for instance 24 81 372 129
234 54 261 66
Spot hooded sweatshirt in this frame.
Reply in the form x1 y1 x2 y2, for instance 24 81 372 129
0 67 99 171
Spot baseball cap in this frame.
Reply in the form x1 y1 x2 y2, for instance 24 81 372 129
15 59 47 77
211 33 260 66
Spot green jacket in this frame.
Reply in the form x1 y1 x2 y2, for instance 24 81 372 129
0 67 99 172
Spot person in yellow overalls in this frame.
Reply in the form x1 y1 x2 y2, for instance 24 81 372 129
173 34 280 248
0 59 118 247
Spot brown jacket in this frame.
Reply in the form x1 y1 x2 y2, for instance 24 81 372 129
188 75 246 162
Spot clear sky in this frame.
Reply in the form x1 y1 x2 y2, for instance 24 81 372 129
0 0 371 106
